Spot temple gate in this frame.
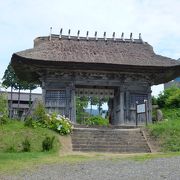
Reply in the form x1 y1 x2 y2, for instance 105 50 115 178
11 30 180 125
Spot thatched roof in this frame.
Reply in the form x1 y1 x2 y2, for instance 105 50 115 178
11 35 180 84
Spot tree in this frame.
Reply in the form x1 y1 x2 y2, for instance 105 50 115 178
0 92 8 124
157 86 180 108
76 96 89 123
89 96 99 115
152 96 157 105
2 64 18 118
2 64 39 118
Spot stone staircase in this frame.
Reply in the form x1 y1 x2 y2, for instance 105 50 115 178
71 127 151 153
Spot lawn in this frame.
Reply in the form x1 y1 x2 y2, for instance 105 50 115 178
0 120 60 152
147 108 180 152
1 112 180 174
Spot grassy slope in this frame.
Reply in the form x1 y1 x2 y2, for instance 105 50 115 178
0 121 60 152
147 108 180 152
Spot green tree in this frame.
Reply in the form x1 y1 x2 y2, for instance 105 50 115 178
0 92 8 124
2 64 39 118
76 96 89 123
157 86 180 108
89 96 99 115
2 64 17 118
152 96 157 105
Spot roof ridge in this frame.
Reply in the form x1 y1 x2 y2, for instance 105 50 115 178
35 28 146 44
36 34 146 44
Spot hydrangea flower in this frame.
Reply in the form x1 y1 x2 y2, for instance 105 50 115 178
57 124 62 130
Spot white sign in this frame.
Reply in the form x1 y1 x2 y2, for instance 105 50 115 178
137 104 145 113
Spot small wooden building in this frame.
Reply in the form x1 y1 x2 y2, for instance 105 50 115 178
11 32 180 125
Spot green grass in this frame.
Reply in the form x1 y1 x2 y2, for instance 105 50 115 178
0 120 60 152
147 108 180 152
0 152 97 174
2 113 180 174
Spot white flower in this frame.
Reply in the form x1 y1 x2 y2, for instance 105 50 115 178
57 125 62 130
56 114 62 120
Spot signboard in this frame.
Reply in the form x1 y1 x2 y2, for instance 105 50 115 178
137 103 145 114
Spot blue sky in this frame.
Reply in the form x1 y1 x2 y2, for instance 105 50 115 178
1 0 180 96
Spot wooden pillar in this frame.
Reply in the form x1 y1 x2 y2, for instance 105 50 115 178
41 81 46 105
71 86 76 123
65 86 70 118
125 91 130 123
112 96 117 125
111 88 125 125
119 91 125 124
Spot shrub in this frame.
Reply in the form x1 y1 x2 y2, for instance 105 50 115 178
42 136 55 151
152 96 157 105
33 101 48 124
5 145 17 153
25 101 73 135
24 116 34 127
0 92 9 125
157 86 180 108
22 137 31 152
85 116 108 126
47 114 73 135
148 108 180 152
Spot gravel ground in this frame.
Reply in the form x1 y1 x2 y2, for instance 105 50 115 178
1 156 180 180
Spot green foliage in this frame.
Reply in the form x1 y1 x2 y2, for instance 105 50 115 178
42 136 55 151
22 137 31 152
2 64 17 89
0 120 59 152
0 93 9 125
76 96 109 124
148 108 180 152
5 146 17 153
24 116 34 127
76 96 89 123
33 101 48 123
157 86 180 108
152 96 157 105
45 114 73 135
85 116 109 126
25 101 73 135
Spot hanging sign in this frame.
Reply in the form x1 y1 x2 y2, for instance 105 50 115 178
137 103 145 114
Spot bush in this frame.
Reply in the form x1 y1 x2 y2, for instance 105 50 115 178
24 116 34 127
152 96 157 105
33 101 48 124
148 108 180 152
157 86 180 108
0 93 9 125
25 101 73 135
42 136 55 151
85 116 108 126
5 145 17 153
46 113 73 135
22 137 31 152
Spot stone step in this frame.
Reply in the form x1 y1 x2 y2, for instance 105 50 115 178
74 125 142 129
72 140 147 144
72 135 145 138
72 145 150 150
73 148 150 153
71 127 150 153
72 134 144 140
72 142 147 146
